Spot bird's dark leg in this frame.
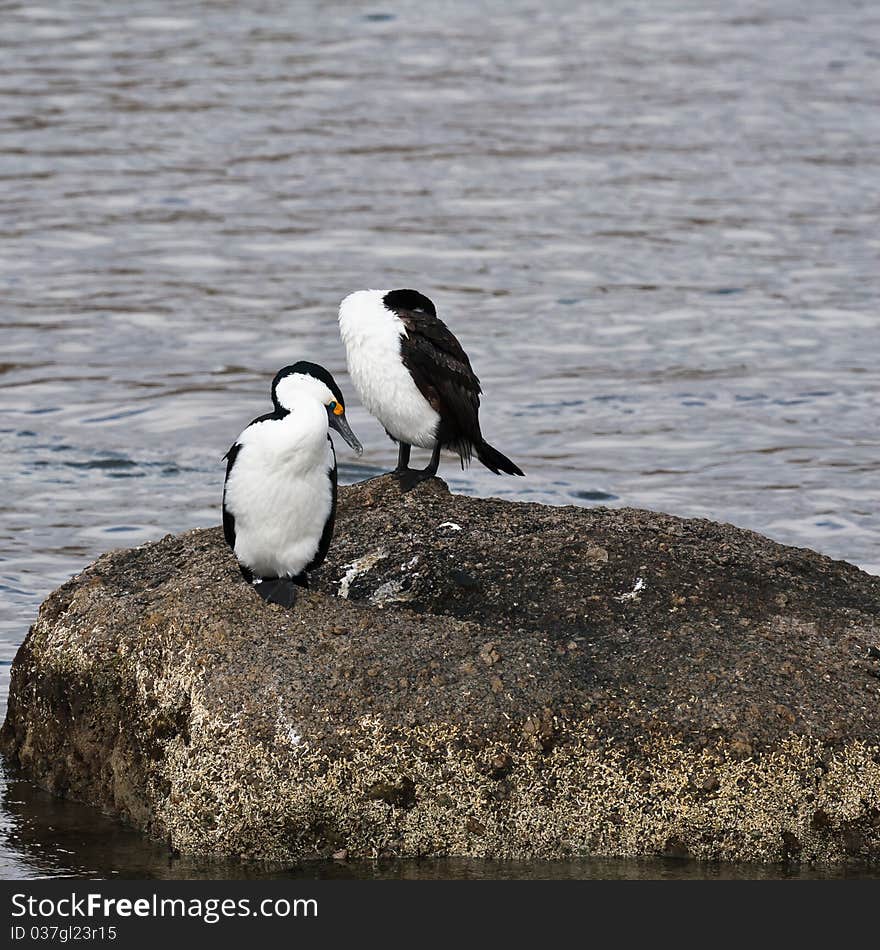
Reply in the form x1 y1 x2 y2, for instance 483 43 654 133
394 442 411 474
397 442 441 493
424 440 441 478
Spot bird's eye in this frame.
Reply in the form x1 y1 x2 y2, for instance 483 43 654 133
329 401 344 416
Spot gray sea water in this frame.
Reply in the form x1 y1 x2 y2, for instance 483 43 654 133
1 0 878 879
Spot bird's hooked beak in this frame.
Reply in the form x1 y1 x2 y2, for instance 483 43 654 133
327 405 363 455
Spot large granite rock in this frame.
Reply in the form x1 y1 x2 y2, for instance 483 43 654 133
2 477 879 864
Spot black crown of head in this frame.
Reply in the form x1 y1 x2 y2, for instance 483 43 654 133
271 361 344 409
383 288 436 317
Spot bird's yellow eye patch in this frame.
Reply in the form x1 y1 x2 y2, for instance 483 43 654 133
332 402 344 415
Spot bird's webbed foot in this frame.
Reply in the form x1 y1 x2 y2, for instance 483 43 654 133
395 443 440 492
395 467 437 492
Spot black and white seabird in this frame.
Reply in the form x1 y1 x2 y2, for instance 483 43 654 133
338 288 524 490
222 362 362 607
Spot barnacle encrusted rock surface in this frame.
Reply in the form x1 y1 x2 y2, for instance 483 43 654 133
2 476 880 865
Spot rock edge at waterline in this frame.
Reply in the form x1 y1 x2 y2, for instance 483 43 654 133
2 476 879 864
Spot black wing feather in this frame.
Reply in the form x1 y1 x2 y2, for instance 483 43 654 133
221 442 242 551
304 437 338 575
221 409 286 553
397 308 483 453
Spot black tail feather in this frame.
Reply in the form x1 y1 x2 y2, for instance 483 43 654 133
475 440 524 477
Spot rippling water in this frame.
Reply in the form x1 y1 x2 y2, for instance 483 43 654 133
2 0 879 879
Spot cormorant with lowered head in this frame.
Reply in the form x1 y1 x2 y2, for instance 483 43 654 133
338 288 524 490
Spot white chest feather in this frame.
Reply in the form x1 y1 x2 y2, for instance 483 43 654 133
338 290 440 449
224 406 334 579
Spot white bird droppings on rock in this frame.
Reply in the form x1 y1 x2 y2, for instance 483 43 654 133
338 548 387 599
369 577 414 607
615 577 646 601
